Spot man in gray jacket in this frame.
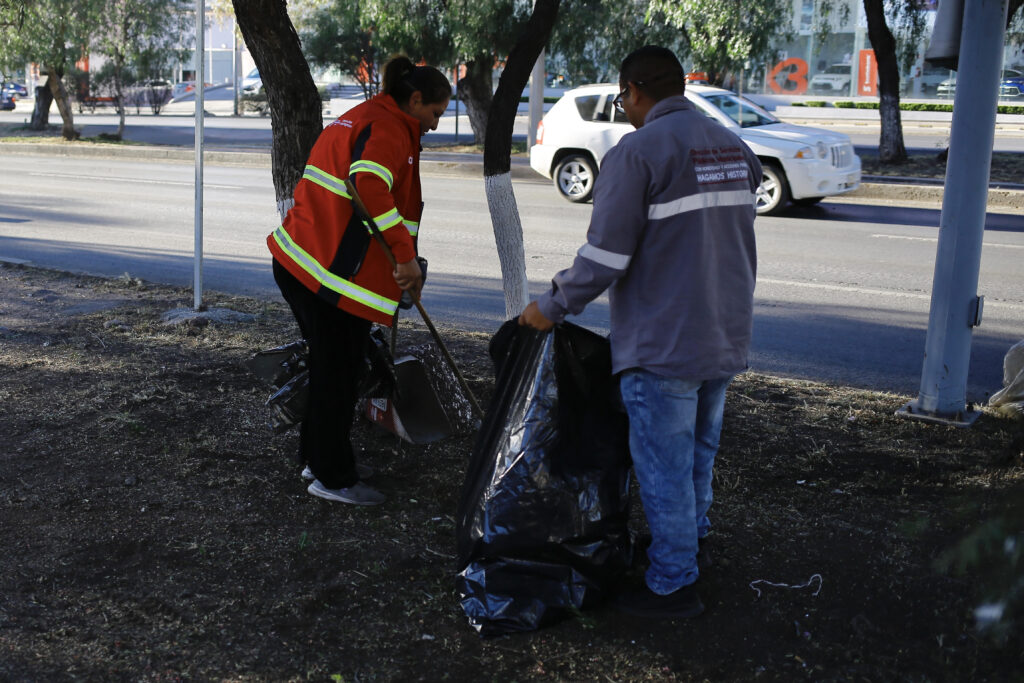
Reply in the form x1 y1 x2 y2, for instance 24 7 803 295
520 45 761 618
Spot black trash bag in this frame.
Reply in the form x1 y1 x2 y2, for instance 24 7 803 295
249 328 398 434
266 370 309 434
455 320 633 637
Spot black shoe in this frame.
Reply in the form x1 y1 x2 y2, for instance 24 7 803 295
697 537 713 570
614 583 704 619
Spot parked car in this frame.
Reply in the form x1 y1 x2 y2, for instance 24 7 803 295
937 75 956 98
241 68 262 94
529 83 861 215
809 64 852 95
999 68 1024 98
0 90 14 111
904 66 951 96
2 81 28 99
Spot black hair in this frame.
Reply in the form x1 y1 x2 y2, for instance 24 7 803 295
619 45 686 101
381 55 451 106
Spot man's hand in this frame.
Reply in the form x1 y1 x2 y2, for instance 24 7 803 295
393 259 423 302
519 301 555 331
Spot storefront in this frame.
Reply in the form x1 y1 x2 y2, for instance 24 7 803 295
746 0 1021 100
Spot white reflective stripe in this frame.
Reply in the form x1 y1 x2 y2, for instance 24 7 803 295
349 160 394 190
578 242 631 270
404 220 419 236
648 189 755 220
303 165 351 198
271 227 399 315
372 208 403 230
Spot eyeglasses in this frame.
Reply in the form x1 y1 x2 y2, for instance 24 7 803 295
613 72 682 113
612 86 629 113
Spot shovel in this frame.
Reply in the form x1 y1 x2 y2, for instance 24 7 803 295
343 177 485 426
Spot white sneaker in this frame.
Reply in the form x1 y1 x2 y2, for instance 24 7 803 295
302 463 373 480
307 479 385 506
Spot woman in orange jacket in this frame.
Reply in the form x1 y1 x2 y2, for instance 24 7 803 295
269 56 451 505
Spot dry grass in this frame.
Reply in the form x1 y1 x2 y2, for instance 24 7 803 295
1 263 1022 680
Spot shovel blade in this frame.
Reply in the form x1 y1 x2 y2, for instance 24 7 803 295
365 356 454 444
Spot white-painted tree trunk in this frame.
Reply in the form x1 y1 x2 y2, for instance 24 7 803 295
485 172 529 319
277 197 294 222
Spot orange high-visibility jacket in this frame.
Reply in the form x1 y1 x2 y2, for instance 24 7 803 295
268 94 422 325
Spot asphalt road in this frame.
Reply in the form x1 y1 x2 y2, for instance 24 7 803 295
1 153 1022 402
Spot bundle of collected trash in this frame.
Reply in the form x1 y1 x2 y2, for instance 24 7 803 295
455 321 634 636
247 328 477 442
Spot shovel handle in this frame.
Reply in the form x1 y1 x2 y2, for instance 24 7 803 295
343 178 484 420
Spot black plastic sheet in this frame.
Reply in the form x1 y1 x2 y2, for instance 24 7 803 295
455 321 633 636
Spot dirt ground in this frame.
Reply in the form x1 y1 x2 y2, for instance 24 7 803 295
1 262 1022 681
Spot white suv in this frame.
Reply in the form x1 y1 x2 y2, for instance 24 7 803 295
809 64 853 95
529 84 861 215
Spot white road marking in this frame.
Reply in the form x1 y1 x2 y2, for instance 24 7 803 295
28 171 241 190
757 277 1024 313
872 233 1024 249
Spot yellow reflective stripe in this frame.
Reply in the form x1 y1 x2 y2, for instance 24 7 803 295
349 160 394 190
372 208 402 230
404 220 419 237
272 227 398 315
302 165 351 198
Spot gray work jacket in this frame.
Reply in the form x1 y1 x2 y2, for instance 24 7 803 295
537 95 761 380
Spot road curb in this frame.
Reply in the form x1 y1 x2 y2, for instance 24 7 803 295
5 140 1023 210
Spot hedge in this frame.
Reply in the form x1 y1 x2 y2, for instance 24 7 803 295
827 100 1024 115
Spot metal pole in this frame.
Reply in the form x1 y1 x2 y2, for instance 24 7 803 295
528 50 544 147
454 62 459 144
898 0 1008 426
193 0 205 311
232 14 239 117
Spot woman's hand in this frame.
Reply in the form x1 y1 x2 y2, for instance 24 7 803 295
393 258 424 302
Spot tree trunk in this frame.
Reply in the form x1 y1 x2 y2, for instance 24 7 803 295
459 58 494 145
45 66 78 141
863 0 906 164
483 0 561 318
30 85 52 130
233 0 324 219
115 56 126 140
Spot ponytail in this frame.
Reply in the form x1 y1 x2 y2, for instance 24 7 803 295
381 55 451 106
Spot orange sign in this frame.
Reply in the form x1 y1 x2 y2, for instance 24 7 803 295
858 49 878 96
767 57 808 95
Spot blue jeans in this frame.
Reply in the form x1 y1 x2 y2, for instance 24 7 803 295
619 369 732 595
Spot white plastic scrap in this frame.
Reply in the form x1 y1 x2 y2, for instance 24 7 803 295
749 573 823 599
989 340 1024 415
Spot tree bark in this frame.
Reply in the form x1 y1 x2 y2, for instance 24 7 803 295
233 0 323 219
458 58 494 145
863 0 906 164
483 0 561 318
44 65 78 140
30 85 53 130
115 56 126 139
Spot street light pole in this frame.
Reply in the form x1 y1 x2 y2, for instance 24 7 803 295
193 0 205 311
898 0 1008 426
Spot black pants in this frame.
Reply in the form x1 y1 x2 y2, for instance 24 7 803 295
273 259 371 489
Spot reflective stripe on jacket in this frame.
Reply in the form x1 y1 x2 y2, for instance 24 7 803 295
537 96 761 380
267 93 422 325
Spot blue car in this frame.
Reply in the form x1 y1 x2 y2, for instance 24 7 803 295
1000 69 1024 98
1 81 28 99
0 90 14 111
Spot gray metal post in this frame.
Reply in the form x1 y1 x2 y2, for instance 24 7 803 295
898 0 1008 426
193 0 205 311
528 50 544 147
